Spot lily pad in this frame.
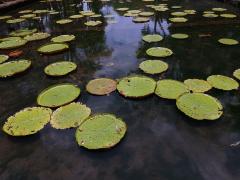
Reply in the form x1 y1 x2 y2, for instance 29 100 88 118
0 37 22 42
127 10 141 14
69 14 84 19
133 17 149 23
0 16 12 20
142 34 163 43
80 11 95 16
3 107 52 136
203 13 218 18
169 17 188 22
171 11 187 16
176 93 223 120
0 39 27 50
44 61 77 76
220 14 237 18
207 75 239 90
37 83 81 107
56 19 73 24
51 35 75 43
233 69 240 80
146 47 173 57
212 8 227 12
50 102 91 129
0 60 31 78
37 43 69 54
155 79 189 99
20 14 36 19
10 28 37 37
86 78 117 95
116 8 129 11
0 55 9 64
75 114 127 149
184 79 212 93
139 60 168 74
117 75 156 98
6 18 25 24
171 33 189 39
139 12 154 17
218 38 239 45
84 21 102 26
24 32 51 41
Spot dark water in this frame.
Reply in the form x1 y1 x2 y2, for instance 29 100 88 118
0 0 240 179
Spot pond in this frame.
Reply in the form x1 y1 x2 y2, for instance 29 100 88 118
0 0 240 179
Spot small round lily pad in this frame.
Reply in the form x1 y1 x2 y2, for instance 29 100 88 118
117 75 156 98
3 107 52 136
50 102 91 129
171 33 189 39
24 32 51 41
218 38 239 45
146 47 173 57
176 93 223 120
155 79 189 99
139 60 168 74
142 34 163 43
44 61 77 76
207 75 239 90
0 55 9 64
75 114 127 150
86 78 117 95
184 79 212 93
37 43 69 54
0 60 31 78
37 83 80 107
51 35 75 43
0 39 27 49
233 69 240 80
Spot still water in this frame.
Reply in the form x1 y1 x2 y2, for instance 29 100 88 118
0 0 240 179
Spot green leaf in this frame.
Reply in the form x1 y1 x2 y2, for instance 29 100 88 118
86 78 117 95
139 60 168 74
44 61 77 76
207 75 239 90
146 47 173 57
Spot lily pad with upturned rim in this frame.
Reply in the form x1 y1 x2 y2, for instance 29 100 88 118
207 75 239 90
233 69 240 80
86 78 117 95
3 107 52 136
203 13 218 18
146 47 173 57
75 114 127 150
139 60 168 74
0 39 27 50
44 61 77 76
50 102 91 129
176 93 223 120
132 17 149 23
184 79 212 93
218 38 239 45
0 55 9 64
142 34 163 43
171 33 189 39
37 83 81 108
24 32 51 41
51 35 75 43
37 43 69 54
10 28 37 37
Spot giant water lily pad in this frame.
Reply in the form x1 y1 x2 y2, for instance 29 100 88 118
56 19 73 24
51 35 75 43
0 16 12 20
139 12 154 17
0 39 27 49
37 83 80 107
116 8 129 11
139 60 168 74
24 32 50 41
146 47 173 57
212 8 227 12
176 93 223 120
69 14 83 19
117 75 156 98
169 17 188 22
0 37 22 42
142 34 163 43
10 28 37 37
50 102 91 129
44 61 77 76
6 18 25 24
20 14 36 19
218 38 239 45
37 43 69 54
220 14 237 18
207 75 239 90
203 13 218 18
0 60 31 78
171 33 189 39
171 11 187 16
0 55 9 64
233 69 240 80
3 107 52 136
133 17 149 23
86 78 117 95
155 79 189 99
84 21 102 26
75 114 127 149
184 79 212 93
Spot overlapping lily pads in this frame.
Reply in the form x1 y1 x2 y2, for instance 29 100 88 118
75 114 127 149
51 35 75 43
142 34 163 43
207 75 239 90
184 79 212 93
139 60 168 74
44 61 77 76
146 47 173 57
86 78 117 95
37 43 69 54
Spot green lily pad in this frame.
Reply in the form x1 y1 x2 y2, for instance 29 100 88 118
169 17 188 22
37 43 69 54
203 13 218 18
6 18 26 24
218 38 239 45
20 14 36 19
84 21 102 26
155 79 189 99
233 69 240 80
142 34 163 43
10 28 37 37
51 35 75 43
86 78 117 95
0 37 22 42
24 32 51 41
3 107 52 136
0 39 28 50
80 11 95 16
33 9 49 14
75 114 127 150
37 83 81 107
69 14 84 19
139 12 154 17
207 75 239 90
133 17 149 23
139 60 168 74
220 14 237 18
117 75 156 98
0 16 12 20
171 33 189 39
184 10 196 15
50 102 91 129
212 8 227 12
56 19 73 24
171 11 187 16
146 47 173 57
127 10 141 14
116 8 129 11
0 60 31 78
184 79 212 93
19 10 33 14
176 93 223 120
0 55 9 64
44 61 77 76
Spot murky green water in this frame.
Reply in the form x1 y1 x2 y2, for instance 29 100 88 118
0 0 240 179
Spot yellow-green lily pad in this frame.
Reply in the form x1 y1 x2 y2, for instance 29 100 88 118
84 21 102 26
24 32 51 41
10 28 37 37
37 43 69 54
184 79 212 93
233 69 240 80
142 34 163 43
169 17 188 22
0 39 28 50
203 13 218 18
6 18 26 24
212 8 227 12
146 47 173 57
0 55 9 64
69 14 84 19
51 35 75 43
218 38 239 45
207 75 239 90
171 33 189 39
133 17 149 23
44 61 77 76
139 60 168 74
139 11 154 17
171 11 187 16
220 14 237 18
56 19 73 24
86 78 117 95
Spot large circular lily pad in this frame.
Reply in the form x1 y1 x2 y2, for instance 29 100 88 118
117 75 156 98
86 78 117 95
218 38 239 45
75 114 127 150
24 32 51 41
37 83 81 107
142 34 163 43
155 79 189 99
139 60 168 74
44 61 77 76
50 102 91 129
176 93 223 120
146 47 173 57
0 39 27 50
184 79 212 93
0 55 9 64
233 69 240 80
51 35 75 43
0 60 31 78
207 75 239 90
37 43 69 54
3 107 52 136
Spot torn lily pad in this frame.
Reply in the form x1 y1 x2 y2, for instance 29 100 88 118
50 102 91 129
139 60 168 74
44 61 77 76
51 35 75 43
0 55 9 64
24 32 51 41
184 79 212 93
146 47 173 57
37 43 69 54
207 75 239 90
176 93 223 120
75 114 127 150
142 34 163 43
218 38 239 45
233 69 240 80
86 78 117 95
